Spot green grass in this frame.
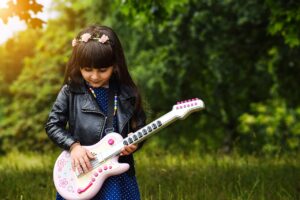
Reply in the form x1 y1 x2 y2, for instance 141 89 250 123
0 149 299 200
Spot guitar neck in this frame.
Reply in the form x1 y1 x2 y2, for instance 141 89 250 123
123 110 176 146
98 111 177 162
99 98 204 162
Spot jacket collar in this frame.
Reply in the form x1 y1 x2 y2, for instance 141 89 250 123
69 79 135 100
69 79 136 133
118 84 136 100
69 79 86 94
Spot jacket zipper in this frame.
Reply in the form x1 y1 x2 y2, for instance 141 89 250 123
81 91 108 141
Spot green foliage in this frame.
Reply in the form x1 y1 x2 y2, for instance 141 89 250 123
0 0 300 154
109 0 300 153
0 0 93 152
267 0 300 47
239 99 300 154
0 29 40 96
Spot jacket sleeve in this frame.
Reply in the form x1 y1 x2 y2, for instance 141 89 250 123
45 85 77 150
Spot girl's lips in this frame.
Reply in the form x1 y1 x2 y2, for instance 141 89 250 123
88 81 101 85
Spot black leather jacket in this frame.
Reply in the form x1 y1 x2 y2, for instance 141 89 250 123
45 81 146 176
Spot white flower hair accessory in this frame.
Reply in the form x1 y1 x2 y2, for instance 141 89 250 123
81 33 92 42
99 34 109 43
72 33 110 47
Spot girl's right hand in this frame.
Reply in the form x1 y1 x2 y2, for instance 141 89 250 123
70 143 95 174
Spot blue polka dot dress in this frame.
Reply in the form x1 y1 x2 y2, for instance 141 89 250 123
56 85 140 200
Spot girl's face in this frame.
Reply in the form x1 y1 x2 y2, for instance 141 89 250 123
80 66 113 88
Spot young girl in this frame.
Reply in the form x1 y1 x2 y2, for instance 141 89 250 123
45 25 146 200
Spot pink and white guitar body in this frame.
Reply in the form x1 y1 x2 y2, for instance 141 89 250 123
53 98 205 200
53 133 129 200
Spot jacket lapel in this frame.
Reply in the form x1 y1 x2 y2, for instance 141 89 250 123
69 82 103 114
81 93 103 114
117 85 135 134
69 80 136 133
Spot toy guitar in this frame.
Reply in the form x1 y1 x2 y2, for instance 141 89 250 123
53 98 205 200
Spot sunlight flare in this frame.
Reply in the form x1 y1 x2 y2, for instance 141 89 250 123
0 17 27 44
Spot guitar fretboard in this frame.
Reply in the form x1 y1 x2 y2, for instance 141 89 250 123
98 98 204 162
122 111 175 146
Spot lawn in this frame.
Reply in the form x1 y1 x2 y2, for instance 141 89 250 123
0 147 299 200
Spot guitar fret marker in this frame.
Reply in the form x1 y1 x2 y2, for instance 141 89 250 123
157 120 162 127
142 129 148 135
133 134 138 141
138 132 143 138
123 140 128 145
152 123 157 129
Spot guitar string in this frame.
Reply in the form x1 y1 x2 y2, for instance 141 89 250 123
76 104 199 175
77 113 174 176
78 126 165 176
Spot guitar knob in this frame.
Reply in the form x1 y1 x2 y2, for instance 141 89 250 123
108 139 114 145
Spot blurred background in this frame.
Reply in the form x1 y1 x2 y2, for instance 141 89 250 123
0 0 299 199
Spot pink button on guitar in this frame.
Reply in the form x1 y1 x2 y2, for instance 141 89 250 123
108 139 114 145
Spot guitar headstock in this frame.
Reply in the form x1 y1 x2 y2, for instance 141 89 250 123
172 98 205 119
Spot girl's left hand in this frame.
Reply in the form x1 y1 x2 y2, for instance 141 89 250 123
120 133 138 156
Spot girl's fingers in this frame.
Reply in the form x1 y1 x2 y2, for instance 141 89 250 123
126 144 137 151
74 159 83 174
121 144 137 156
75 159 81 172
123 148 130 155
83 155 92 170
72 151 94 173
72 159 77 171
79 157 88 173
87 150 95 160
120 133 138 156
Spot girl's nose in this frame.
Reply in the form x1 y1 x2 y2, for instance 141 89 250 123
91 72 99 80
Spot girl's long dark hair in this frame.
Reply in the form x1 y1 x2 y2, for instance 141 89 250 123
64 25 143 130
